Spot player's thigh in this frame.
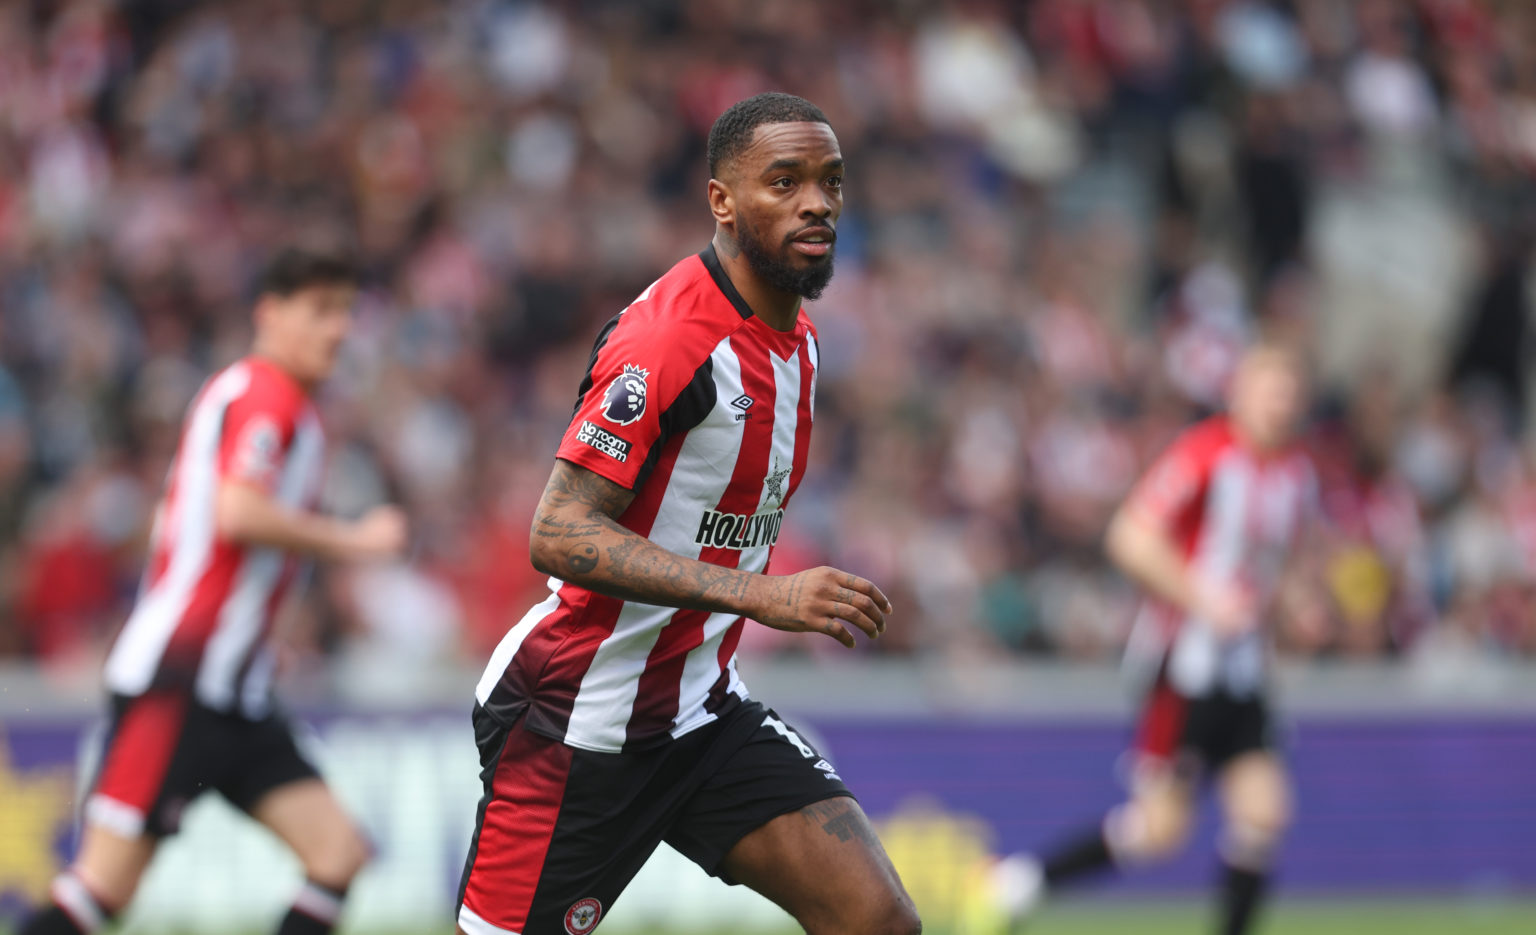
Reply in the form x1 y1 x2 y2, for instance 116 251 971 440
722 796 918 935
219 712 365 886
74 692 198 907
1218 750 1292 833
671 707 917 935
251 778 370 887
70 823 159 910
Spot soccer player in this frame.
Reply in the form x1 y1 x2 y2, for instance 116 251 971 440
21 250 408 935
994 346 1314 935
456 93 920 935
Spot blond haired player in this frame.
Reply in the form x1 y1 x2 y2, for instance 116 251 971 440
996 346 1315 935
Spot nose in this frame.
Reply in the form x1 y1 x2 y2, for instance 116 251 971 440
798 187 835 221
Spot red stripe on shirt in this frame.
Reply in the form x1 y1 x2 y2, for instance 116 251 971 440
625 336 780 743
157 545 245 677
784 338 816 501
514 433 692 740
708 338 816 711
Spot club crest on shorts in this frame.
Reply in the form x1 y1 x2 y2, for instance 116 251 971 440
602 364 648 426
564 897 602 934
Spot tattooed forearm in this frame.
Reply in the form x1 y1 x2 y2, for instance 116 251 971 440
530 460 763 616
750 574 806 629
538 460 635 516
567 543 599 575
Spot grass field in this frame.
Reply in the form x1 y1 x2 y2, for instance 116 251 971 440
1023 898 1536 934
605 897 1525 935
605 897 1530 935
12 898 1530 935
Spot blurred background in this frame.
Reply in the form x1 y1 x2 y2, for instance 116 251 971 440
0 0 1533 933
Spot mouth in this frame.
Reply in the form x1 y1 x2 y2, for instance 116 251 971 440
789 227 836 258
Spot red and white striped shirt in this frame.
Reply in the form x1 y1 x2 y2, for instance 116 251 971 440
1122 417 1316 697
104 356 325 718
476 246 819 752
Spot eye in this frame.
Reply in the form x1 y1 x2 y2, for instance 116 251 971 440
826 175 843 190
771 177 794 190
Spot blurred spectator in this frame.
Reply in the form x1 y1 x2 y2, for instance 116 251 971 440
2 0 1535 677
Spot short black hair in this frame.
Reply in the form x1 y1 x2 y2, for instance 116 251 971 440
258 248 360 298
707 92 830 179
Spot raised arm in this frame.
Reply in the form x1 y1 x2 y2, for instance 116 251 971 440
1106 501 1253 637
528 458 890 647
216 482 407 562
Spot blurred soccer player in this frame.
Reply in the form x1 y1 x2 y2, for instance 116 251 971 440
21 250 408 935
994 346 1315 935
456 93 919 935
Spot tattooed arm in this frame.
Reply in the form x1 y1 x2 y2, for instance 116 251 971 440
529 459 891 647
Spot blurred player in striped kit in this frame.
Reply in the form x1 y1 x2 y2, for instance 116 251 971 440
20 250 408 935
995 345 1316 935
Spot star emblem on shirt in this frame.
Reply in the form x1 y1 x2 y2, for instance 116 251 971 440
764 458 792 506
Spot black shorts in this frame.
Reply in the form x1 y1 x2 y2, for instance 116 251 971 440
1134 677 1274 779
86 691 320 838
456 699 852 935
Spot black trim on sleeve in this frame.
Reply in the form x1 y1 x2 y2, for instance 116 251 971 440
569 313 626 422
698 245 755 322
634 354 717 490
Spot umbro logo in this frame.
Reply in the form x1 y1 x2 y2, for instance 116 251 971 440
730 394 754 421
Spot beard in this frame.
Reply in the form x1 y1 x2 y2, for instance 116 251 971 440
737 216 835 301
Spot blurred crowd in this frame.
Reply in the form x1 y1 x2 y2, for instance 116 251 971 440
1 0 1534 681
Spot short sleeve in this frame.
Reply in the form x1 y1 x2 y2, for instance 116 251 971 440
556 314 679 490
216 379 298 494
1125 430 1211 528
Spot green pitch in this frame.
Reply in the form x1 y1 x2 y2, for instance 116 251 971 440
1024 898 1536 935
8 899 1534 935
623 899 1536 935
595 898 1536 935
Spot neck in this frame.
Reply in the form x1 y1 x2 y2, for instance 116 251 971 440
711 232 801 331
252 348 315 394
1231 419 1280 457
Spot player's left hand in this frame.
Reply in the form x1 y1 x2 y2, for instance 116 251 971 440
747 566 892 648
349 504 410 560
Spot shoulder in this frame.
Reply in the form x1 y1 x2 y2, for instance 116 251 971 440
1166 417 1235 466
221 358 311 433
599 256 748 371
1147 417 1227 470
1133 418 1225 512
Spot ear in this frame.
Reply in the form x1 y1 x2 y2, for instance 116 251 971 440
252 293 285 333
707 178 734 229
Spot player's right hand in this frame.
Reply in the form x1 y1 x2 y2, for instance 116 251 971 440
749 566 892 648
1193 578 1256 638
350 504 409 560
